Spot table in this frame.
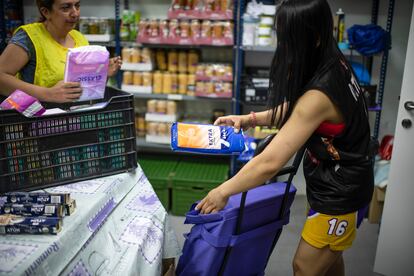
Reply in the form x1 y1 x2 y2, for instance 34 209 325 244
0 166 181 276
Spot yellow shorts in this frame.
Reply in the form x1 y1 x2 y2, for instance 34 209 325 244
301 209 360 251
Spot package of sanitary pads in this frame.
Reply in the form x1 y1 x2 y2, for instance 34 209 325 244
64 45 109 101
171 122 246 154
0 89 46 117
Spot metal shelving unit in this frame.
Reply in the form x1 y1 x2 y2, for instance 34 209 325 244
235 0 395 141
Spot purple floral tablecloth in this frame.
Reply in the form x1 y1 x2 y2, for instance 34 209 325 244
0 166 181 276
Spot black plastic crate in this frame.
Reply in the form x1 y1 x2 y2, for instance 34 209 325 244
0 87 137 193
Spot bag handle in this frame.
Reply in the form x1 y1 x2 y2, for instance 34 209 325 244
184 203 223 224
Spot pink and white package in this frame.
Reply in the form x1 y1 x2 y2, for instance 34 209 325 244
0 89 46 117
64 45 109 101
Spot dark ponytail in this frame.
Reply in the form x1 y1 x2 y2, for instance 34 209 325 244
36 0 54 22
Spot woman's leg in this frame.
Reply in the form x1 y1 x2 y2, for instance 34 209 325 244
292 238 343 276
325 254 344 276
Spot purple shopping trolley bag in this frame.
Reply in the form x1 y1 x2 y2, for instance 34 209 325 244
176 182 296 276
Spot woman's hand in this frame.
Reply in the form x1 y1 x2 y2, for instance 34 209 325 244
44 81 82 103
195 187 229 214
108 56 122 77
214 114 252 133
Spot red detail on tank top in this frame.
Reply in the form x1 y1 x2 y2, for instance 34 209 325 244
316 121 345 137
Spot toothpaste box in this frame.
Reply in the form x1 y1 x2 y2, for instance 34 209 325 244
171 122 246 154
64 45 109 101
0 202 65 217
0 214 62 235
1 192 71 205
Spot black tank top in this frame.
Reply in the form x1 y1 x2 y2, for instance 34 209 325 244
303 57 374 215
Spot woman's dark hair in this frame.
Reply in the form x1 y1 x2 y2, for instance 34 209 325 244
36 0 55 22
268 0 344 128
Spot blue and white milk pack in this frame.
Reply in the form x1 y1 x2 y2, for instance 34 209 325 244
171 122 246 154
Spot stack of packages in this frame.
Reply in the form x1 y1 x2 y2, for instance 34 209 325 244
0 192 76 235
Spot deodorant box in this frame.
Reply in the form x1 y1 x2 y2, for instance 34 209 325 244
171 122 246 154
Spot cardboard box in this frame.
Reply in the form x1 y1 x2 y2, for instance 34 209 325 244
368 187 386 223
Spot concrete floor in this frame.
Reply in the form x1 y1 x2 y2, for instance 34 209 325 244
169 195 383 276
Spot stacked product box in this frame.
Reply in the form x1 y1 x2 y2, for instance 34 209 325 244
0 192 76 235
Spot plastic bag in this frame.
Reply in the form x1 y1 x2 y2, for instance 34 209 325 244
347 24 389 56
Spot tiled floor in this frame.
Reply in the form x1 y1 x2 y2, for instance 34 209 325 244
169 195 383 276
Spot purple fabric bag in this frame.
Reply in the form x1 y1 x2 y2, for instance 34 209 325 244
176 182 296 276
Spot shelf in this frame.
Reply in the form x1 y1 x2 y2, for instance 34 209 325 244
241 45 365 57
121 85 152 94
140 43 233 49
167 9 233 21
89 41 142 48
121 62 153 71
241 45 276 52
84 34 114 42
145 134 170 144
145 113 177 123
131 93 234 102
137 137 172 153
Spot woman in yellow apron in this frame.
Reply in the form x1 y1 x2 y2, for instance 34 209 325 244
0 0 121 103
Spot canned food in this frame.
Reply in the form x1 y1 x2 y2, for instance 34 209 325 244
156 100 167 114
79 17 89 34
178 51 187 73
89 17 99 34
187 50 199 73
133 72 142 86
141 48 152 63
147 100 157 113
178 73 188 94
131 48 140 63
162 72 172 94
212 22 223 39
171 73 178 94
156 50 167 70
142 72 153 86
201 20 211 38
121 47 132 63
168 50 178 72
99 18 110 34
153 71 163 94
187 74 196 95
180 20 190 38
157 123 169 136
147 122 158 135
167 101 177 115
123 71 132 85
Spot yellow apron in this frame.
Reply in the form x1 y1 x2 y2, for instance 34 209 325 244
17 22 88 87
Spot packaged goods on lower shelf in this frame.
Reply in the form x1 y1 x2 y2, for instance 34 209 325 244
171 122 246 154
0 214 62 235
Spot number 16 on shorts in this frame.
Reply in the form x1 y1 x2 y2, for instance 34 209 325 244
328 218 349 236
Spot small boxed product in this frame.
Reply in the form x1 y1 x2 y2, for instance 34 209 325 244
64 45 109 101
0 214 62 235
0 202 65 217
1 192 71 205
171 122 246 154
0 89 46 117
